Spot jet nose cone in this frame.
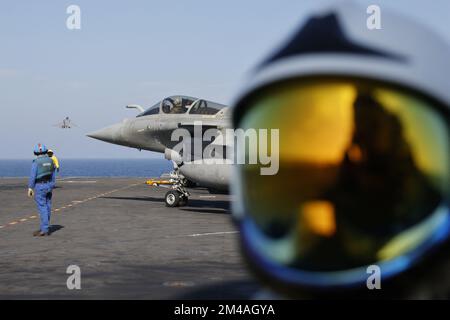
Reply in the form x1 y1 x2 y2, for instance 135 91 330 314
87 123 123 144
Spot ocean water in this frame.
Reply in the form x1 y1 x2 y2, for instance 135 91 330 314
0 159 173 178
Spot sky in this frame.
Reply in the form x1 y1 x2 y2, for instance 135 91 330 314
1 0 449 159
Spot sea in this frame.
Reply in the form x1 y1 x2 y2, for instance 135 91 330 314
0 159 173 178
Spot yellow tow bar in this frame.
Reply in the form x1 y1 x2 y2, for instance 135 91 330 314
146 179 173 186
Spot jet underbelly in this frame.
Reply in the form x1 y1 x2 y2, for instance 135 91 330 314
179 162 230 190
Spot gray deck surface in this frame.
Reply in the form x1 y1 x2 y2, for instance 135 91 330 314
0 178 258 299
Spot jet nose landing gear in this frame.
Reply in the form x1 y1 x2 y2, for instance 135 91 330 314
146 166 191 207
165 190 189 207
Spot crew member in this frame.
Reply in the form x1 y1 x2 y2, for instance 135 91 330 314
47 149 60 172
28 143 56 236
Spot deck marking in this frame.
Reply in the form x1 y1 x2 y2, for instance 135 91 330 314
61 180 98 184
163 281 195 288
1 182 140 231
187 231 239 237
167 231 239 238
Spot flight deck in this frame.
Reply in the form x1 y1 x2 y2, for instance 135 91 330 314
0 177 258 299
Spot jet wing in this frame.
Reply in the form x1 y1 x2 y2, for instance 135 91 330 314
52 120 78 128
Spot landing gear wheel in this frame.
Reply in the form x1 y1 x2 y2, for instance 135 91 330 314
165 190 181 207
179 196 188 207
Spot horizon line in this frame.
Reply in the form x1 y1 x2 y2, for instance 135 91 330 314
0 157 167 161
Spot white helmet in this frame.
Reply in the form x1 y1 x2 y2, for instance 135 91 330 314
173 96 182 106
233 3 450 117
231 2 450 294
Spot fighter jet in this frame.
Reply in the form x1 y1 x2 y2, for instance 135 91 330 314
54 117 77 129
87 95 232 207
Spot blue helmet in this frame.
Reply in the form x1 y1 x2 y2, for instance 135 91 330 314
33 143 48 155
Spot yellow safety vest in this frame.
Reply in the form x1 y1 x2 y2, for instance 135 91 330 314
51 155 60 170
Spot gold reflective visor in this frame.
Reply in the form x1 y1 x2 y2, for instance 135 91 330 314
238 79 449 272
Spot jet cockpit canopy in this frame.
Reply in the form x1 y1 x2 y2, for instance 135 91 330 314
161 95 196 114
136 95 227 117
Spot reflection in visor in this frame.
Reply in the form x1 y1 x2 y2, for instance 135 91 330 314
239 79 449 272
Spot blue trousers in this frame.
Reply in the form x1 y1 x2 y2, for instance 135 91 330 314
34 183 53 233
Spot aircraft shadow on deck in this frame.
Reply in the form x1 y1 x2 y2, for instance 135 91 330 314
99 196 230 214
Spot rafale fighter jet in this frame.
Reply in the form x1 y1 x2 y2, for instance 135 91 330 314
54 116 77 129
87 95 232 207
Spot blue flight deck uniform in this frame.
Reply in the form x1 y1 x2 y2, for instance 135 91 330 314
28 155 56 234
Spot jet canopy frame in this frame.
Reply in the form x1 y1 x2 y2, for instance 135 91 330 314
137 95 227 117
